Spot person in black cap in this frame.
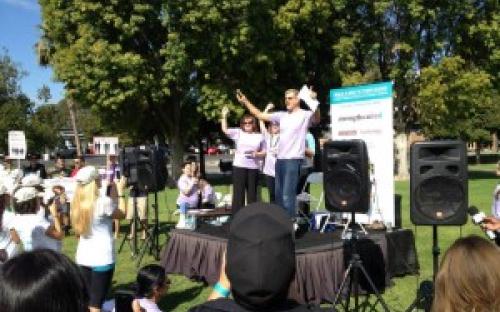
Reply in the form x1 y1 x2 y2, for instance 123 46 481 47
189 202 324 312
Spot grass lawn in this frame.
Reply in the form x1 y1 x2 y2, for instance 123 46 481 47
61 164 499 311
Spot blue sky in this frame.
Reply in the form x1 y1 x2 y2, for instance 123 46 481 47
0 0 64 105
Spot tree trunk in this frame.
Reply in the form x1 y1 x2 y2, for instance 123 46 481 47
492 132 498 153
169 101 185 181
475 141 481 164
67 98 81 156
170 132 184 181
395 132 409 180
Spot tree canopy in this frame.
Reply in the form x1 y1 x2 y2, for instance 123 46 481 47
36 0 499 173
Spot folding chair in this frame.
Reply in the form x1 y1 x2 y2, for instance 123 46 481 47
296 172 349 233
296 172 325 231
296 172 324 215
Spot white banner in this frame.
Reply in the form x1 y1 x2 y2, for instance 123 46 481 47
330 82 394 225
8 131 27 160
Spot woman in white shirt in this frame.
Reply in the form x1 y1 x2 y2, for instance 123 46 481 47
9 185 63 252
72 166 125 312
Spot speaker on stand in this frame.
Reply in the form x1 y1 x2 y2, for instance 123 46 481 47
406 140 467 312
323 139 390 312
118 145 168 267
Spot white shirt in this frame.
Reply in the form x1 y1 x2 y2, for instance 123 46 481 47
10 210 61 252
0 210 20 260
75 190 116 267
270 109 314 159
137 298 163 312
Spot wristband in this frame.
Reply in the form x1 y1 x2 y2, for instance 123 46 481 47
213 282 230 298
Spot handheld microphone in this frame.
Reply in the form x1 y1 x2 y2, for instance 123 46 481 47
467 206 497 240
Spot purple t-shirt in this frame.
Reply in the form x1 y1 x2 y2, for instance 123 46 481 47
269 109 314 159
176 174 199 208
262 132 278 177
226 128 265 169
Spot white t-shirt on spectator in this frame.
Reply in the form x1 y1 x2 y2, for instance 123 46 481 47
269 109 314 159
0 210 20 260
10 210 61 252
137 298 163 312
75 193 116 267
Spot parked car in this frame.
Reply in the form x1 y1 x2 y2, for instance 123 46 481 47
218 143 230 154
52 147 77 159
206 146 219 155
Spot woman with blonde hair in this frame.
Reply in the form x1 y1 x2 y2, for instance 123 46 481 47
72 166 125 312
432 235 500 312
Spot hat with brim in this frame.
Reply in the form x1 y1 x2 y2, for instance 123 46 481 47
21 174 43 187
13 186 38 203
75 166 99 185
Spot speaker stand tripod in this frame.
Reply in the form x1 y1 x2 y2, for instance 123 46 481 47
405 225 439 312
334 212 390 312
136 191 162 267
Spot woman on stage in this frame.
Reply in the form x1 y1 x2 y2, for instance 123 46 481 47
221 106 265 216
259 103 280 203
71 166 125 312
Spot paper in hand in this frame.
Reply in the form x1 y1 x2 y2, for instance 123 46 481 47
298 85 319 111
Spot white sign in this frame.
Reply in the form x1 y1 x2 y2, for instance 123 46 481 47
93 136 119 155
8 131 27 160
330 82 394 225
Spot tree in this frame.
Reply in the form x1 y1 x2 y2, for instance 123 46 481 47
415 56 494 162
38 0 298 176
0 50 32 154
36 84 52 104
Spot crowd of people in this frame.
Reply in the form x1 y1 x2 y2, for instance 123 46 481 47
0 86 500 312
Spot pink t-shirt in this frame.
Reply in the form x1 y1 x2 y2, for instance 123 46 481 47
176 174 199 208
269 109 314 159
262 132 278 177
226 128 265 169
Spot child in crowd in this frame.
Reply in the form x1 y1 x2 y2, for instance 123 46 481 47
132 264 170 312
176 162 199 229
51 185 71 234
199 178 216 209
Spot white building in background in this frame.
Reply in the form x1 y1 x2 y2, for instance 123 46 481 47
93 136 119 155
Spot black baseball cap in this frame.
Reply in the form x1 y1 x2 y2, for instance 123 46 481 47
226 202 295 310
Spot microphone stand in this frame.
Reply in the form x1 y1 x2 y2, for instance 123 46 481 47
405 225 439 312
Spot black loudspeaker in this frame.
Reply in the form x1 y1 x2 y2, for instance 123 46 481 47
119 146 168 193
322 140 370 213
410 140 467 225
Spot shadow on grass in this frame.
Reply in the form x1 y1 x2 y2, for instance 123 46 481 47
468 170 499 180
160 284 205 311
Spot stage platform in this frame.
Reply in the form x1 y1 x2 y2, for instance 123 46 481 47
160 224 419 305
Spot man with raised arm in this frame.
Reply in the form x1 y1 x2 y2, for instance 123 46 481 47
236 88 320 219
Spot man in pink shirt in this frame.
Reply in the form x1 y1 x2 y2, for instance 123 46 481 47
236 88 320 218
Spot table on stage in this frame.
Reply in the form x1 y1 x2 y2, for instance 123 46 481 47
160 224 419 305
